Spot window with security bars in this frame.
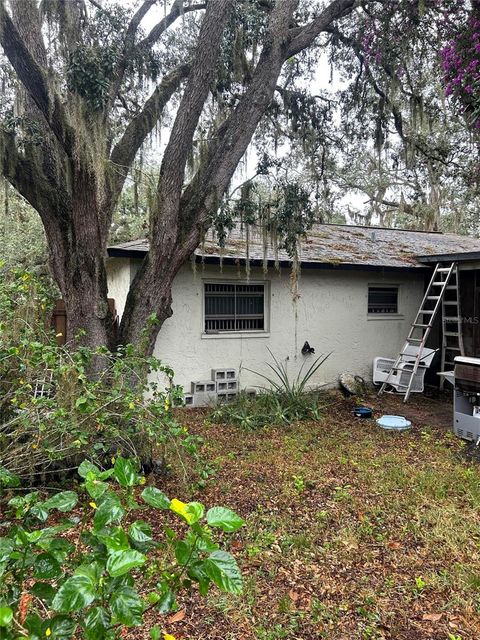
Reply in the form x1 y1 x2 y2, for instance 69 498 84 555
204 282 265 332
368 286 399 314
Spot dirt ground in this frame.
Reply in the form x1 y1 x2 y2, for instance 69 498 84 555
129 389 480 640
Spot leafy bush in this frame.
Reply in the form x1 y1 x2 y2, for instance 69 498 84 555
0 458 244 639
0 267 206 486
211 351 331 429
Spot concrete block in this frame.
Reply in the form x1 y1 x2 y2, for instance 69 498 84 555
217 391 237 404
193 391 217 407
244 387 257 397
191 380 216 394
212 369 236 382
217 379 238 392
184 394 194 407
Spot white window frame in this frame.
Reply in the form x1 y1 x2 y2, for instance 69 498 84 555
202 279 270 338
367 284 402 318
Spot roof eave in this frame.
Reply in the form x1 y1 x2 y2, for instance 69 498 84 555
107 248 429 272
416 251 480 264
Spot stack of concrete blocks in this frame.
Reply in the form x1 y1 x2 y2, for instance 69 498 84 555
184 368 254 407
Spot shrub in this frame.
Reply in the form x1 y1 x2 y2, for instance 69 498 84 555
0 267 206 486
211 351 331 429
0 458 244 639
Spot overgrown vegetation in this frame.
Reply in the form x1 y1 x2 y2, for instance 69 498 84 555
0 457 244 639
0 267 206 487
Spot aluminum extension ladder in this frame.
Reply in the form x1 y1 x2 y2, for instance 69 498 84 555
378 262 459 402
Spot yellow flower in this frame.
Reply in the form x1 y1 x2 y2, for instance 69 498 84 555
31 444 38 450
89 502 97 510
111 456 116 465
164 398 171 410
140 476 146 485
128 402 135 409
163 634 176 640
45 629 51 637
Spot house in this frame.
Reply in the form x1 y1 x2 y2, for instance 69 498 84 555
107 224 480 400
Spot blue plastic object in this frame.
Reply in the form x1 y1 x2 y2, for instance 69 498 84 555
376 415 411 431
354 406 372 419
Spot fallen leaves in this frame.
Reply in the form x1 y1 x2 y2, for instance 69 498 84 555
168 609 186 624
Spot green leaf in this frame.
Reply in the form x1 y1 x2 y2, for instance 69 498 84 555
106 549 146 577
140 487 170 509
150 626 161 640
0 607 12 627
185 502 204 525
85 479 109 501
34 553 62 579
113 457 138 487
52 575 96 613
204 550 243 594
30 582 56 605
98 527 130 552
30 503 49 522
0 539 14 562
48 615 77 639
0 465 20 488
155 587 175 614
82 607 110 640
93 494 125 530
110 586 143 626
77 460 100 478
206 507 244 532
174 540 192 566
44 491 78 513
128 520 153 551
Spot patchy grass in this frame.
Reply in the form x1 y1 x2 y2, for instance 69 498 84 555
134 392 480 638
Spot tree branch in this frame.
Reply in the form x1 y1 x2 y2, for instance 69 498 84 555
137 1 207 51
286 0 359 58
109 62 191 200
0 0 73 155
0 128 71 222
179 1 299 227
108 0 158 108
151 0 233 239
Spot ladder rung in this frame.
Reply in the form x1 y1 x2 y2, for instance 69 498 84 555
445 346 461 351
444 331 459 336
445 286 457 290
426 296 439 300
443 301 458 305
407 338 423 342
412 323 431 328
437 267 452 272
420 309 434 314
444 317 459 322
432 282 446 286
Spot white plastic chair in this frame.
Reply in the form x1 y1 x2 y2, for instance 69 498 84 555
373 347 437 394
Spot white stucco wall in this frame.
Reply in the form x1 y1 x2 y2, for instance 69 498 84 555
107 258 425 392
106 257 131 318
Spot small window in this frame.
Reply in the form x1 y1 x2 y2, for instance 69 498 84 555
204 282 265 333
368 286 399 314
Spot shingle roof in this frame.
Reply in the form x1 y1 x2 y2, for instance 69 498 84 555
107 224 480 269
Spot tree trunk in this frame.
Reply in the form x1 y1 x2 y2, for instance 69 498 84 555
45 170 116 353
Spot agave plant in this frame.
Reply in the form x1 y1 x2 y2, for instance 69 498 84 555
245 348 331 399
